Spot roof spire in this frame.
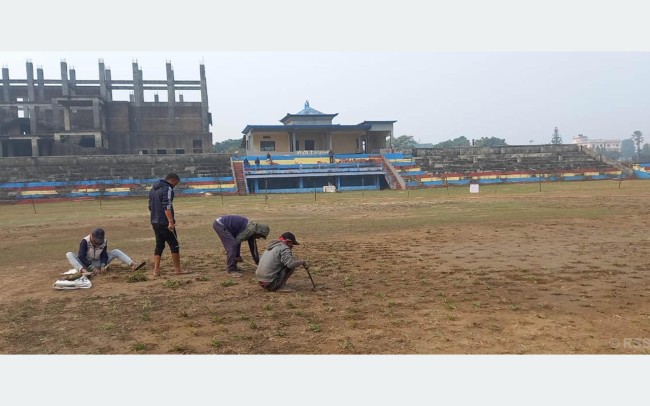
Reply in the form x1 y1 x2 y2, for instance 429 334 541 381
305 100 309 109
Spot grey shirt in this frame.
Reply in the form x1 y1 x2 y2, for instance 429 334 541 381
255 240 303 282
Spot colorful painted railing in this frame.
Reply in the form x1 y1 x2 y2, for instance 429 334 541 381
633 164 650 179
0 176 236 200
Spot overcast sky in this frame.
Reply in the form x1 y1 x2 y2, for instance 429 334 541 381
3 2 650 148
3 51 648 147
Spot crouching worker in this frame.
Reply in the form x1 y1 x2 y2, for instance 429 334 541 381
66 228 146 275
256 232 309 293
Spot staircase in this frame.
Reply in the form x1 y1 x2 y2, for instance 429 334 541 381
380 155 406 190
231 161 248 195
580 146 634 177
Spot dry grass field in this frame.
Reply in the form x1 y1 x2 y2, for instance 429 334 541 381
1 180 649 355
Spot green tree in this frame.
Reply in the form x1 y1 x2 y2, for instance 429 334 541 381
392 135 418 150
213 138 242 153
551 127 563 144
620 139 636 161
594 146 620 162
640 144 650 163
434 136 471 148
474 137 507 147
631 130 644 162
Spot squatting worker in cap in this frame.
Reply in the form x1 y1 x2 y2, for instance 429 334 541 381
212 214 270 278
66 228 146 276
255 232 309 293
149 172 187 277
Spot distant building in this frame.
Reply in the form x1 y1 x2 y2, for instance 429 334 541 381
572 134 621 152
241 101 396 155
0 60 212 157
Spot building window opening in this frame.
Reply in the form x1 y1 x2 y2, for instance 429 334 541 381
304 140 315 150
79 136 96 148
157 149 167 154
17 97 25 118
192 139 203 154
260 140 275 151
175 149 185 154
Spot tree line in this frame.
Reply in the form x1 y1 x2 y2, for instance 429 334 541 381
212 130 650 163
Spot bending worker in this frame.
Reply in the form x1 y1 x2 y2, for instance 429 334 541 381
212 214 270 277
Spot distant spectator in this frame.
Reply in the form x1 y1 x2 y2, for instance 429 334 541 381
243 158 250 168
255 156 261 167
328 149 334 163
266 152 272 164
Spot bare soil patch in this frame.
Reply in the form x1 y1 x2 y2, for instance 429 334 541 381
1 182 649 354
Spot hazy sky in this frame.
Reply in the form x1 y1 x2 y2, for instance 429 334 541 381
2 51 648 147
3 1 650 149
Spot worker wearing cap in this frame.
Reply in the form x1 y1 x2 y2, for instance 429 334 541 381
65 228 146 275
255 232 309 293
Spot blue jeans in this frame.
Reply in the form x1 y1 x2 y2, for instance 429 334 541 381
66 249 133 271
213 219 241 273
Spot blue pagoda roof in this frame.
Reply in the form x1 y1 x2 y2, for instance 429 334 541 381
279 100 338 124
242 123 371 134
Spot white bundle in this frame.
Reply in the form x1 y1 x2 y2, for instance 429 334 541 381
53 275 92 290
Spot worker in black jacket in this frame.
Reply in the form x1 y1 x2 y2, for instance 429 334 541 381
148 172 187 277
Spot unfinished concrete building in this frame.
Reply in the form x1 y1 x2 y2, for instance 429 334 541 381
0 59 212 157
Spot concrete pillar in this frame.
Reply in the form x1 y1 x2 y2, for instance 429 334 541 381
98 59 107 99
166 62 175 103
131 63 143 135
51 100 60 130
200 63 209 133
92 99 100 129
95 133 102 147
60 61 69 96
37 67 45 100
105 69 113 102
69 68 76 96
26 62 37 134
63 107 71 131
179 94 184 102
26 61 35 101
0 141 3 157
31 138 38 157
328 131 333 150
2 67 9 102
132 62 143 106
166 61 175 127
154 94 159 102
